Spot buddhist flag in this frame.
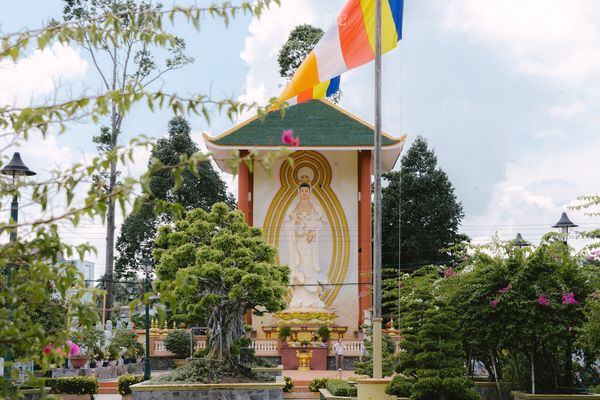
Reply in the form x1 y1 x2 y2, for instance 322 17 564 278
278 0 404 104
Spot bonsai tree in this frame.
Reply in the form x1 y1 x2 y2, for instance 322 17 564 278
317 326 331 343
278 326 292 342
165 329 193 359
155 203 289 376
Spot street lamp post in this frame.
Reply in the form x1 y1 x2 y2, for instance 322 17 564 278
142 256 153 381
552 212 578 245
1 152 36 380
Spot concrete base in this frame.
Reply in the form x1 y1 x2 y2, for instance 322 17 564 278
356 378 395 400
512 391 600 399
50 362 143 379
131 382 284 400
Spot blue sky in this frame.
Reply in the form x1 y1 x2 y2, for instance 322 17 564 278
1 0 599 276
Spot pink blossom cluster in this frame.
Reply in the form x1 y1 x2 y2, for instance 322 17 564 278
499 286 511 294
489 299 499 308
589 249 599 261
592 292 598 299
444 267 456 278
281 129 299 147
562 292 578 305
42 340 80 357
538 294 550 306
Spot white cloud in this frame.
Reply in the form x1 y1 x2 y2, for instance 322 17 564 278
437 0 600 88
532 129 567 140
0 43 88 105
545 100 586 119
462 136 600 248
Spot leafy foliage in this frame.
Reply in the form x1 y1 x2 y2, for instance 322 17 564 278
382 136 465 319
352 325 397 377
164 329 193 359
45 376 99 394
283 376 294 392
117 374 145 395
277 24 341 103
325 379 357 397
309 377 329 392
115 116 232 281
154 202 289 375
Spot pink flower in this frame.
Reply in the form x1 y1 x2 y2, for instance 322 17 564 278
562 292 578 305
281 129 300 147
281 129 293 145
592 292 598 299
499 286 511 294
444 267 456 278
67 340 80 357
489 299 499 308
538 294 550 306
43 343 53 355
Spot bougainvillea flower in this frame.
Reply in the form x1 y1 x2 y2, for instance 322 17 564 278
538 294 550 306
499 286 511 294
489 299 499 308
67 340 80 356
444 267 456 278
592 292 598 299
562 292 578 305
43 343 53 354
291 137 300 147
281 129 294 145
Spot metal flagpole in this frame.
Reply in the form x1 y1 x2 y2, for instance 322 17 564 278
372 0 384 380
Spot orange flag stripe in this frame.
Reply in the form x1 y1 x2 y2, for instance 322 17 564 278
339 0 374 69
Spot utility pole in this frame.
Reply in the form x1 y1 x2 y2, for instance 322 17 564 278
372 0 384 380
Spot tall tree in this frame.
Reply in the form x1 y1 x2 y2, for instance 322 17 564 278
277 24 341 103
63 0 194 320
115 116 232 279
382 136 465 319
154 203 289 374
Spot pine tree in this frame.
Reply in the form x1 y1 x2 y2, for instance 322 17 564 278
382 136 466 319
115 116 232 279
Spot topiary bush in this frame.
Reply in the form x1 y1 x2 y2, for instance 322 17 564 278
164 329 193 359
325 379 357 397
309 377 329 392
45 376 98 394
118 374 145 395
386 375 413 398
283 376 294 392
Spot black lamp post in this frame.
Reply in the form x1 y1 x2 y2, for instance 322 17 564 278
142 256 153 381
1 152 36 380
552 212 578 244
513 233 529 248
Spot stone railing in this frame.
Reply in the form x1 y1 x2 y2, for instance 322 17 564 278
251 339 279 356
329 340 364 356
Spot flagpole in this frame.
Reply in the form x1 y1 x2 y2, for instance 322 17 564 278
372 0 384 380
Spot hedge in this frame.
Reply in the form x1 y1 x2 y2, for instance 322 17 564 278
309 377 329 392
325 379 357 397
118 374 145 395
45 376 98 394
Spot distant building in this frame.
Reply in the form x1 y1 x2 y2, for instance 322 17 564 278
55 257 95 303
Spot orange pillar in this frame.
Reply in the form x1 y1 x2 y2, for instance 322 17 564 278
238 150 254 325
358 150 373 326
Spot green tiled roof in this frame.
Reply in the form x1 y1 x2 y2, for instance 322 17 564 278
208 100 401 147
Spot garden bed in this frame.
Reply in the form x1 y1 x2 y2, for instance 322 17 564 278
511 391 600 399
130 382 284 400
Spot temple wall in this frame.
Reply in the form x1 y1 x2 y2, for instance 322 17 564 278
252 150 359 337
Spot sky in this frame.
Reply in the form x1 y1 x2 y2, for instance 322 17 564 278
1 0 599 278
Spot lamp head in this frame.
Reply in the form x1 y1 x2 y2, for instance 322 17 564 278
1 152 36 177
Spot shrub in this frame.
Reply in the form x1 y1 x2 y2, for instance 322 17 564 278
118 374 145 395
164 329 193 358
317 326 331 342
283 376 294 393
193 347 208 358
386 375 413 397
278 326 292 340
326 379 357 397
309 377 329 392
45 376 98 394
107 343 121 360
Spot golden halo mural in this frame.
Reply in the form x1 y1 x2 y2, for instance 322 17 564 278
263 151 350 306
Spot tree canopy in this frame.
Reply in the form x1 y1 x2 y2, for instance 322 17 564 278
154 203 289 373
382 136 465 319
115 116 232 279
